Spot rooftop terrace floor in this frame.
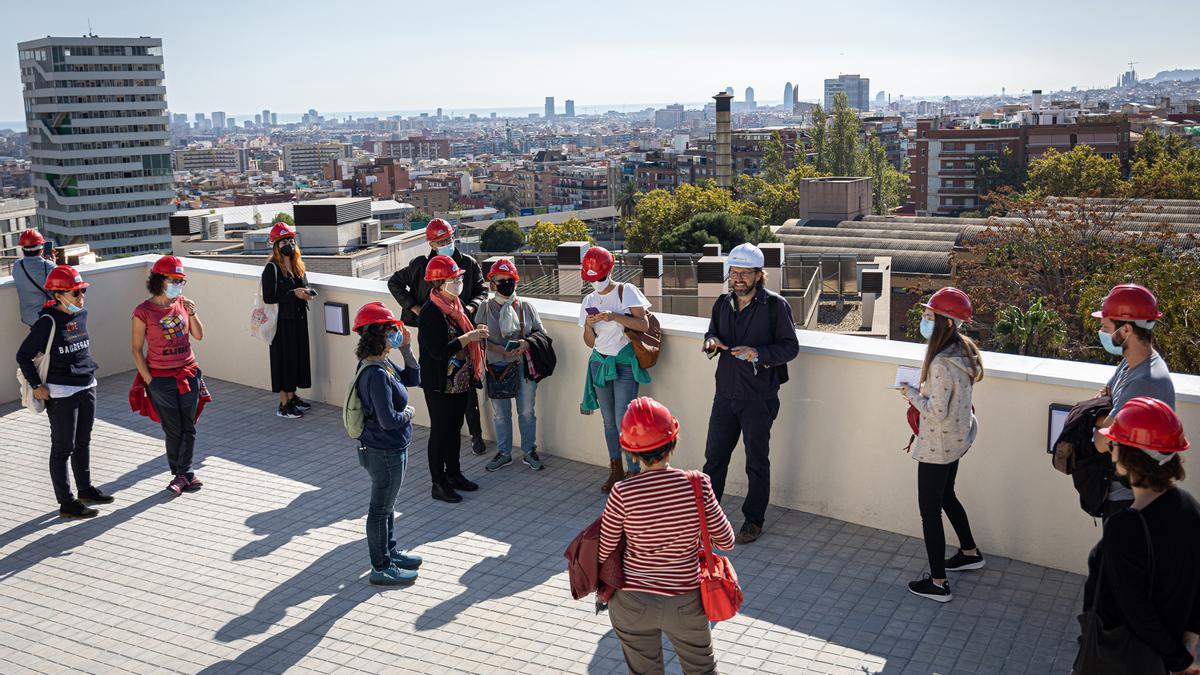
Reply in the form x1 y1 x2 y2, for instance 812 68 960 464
0 375 1087 674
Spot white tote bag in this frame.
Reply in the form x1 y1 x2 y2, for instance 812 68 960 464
16 315 56 414
250 263 280 344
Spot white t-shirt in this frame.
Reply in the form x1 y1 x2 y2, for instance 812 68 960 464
578 282 651 356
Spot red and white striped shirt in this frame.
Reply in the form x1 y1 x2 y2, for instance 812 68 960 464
598 468 735 596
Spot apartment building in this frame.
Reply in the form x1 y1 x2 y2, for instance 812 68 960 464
173 147 250 172
18 36 175 256
283 143 351 176
552 165 609 210
381 138 451 161
825 74 870 111
0 198 37 255
692 128 805 177
349 158 410 199
397 186 450 215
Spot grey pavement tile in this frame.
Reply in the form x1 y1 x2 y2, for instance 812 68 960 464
0 375 1089 675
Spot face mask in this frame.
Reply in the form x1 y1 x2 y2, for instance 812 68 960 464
63 300 83 314
593 276 613 291
278 243 295 257
444 280 464 297
387 329 405 350
1098 330 1125 356
436 242 455 257
165 282 184 299
495 279 517 297
919 318 936 340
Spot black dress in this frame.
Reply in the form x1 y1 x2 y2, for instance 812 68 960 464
262 262 312 393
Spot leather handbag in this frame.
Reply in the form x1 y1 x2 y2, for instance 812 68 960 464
1071 510 1167 675
616 283 662 369
688 471 743 622
485 361 519 399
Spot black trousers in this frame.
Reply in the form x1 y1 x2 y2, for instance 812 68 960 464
465 387 482 437
424 389 468 485
918 460 977 578
45 388 96 504
147 374 200 476
702 396 780 528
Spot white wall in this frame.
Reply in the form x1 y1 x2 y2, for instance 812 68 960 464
3 255 1199 575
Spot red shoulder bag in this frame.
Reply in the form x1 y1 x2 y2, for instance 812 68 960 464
688 471 743 622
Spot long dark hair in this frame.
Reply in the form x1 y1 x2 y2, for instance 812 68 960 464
356 323 391 360
920 314 984 384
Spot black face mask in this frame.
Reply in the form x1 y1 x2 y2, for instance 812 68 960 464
278 243 295 257
495 279 517 297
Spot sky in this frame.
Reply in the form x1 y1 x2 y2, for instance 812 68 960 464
1 0 1195 123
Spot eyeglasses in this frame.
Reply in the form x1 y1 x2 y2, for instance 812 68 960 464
168 279 187 287
728 270 758 279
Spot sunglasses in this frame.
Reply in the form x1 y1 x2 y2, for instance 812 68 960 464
62 288 87 298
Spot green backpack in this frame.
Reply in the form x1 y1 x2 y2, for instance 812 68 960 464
344 361 386 440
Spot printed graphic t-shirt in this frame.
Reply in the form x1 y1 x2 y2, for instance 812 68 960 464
134 297 194 371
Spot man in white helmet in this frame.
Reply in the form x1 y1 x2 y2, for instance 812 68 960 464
701 242 799 544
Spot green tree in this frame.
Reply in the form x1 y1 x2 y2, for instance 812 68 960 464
1023 146 1127 198
658 211 777 253
627 181 750 252
734 162 829 226
809 103 828 173
760 131 787 184
525 217 594 252
408 210 431 228
1128 133 1200 200
827 92 862 176
975 145 1026 208
992 297 1068 357
480 219 524 252
272 212 294 227
492 188 521 217
615 179 639 219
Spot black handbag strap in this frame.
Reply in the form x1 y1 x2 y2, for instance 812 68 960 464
21 260 54 300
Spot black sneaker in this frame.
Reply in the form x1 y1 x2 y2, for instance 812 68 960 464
447 474 478 492
431 483 463 503
291 396 312 412
78 486 114 505
944 550 985 572
276 402 303 419
908 575 953 602
471 434 487 456
59 499 98 519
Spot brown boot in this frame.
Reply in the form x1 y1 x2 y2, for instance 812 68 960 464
600 459 625 493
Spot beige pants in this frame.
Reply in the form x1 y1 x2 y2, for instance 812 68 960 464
609 589 718 675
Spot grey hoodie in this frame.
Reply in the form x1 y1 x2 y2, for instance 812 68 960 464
906 342 980 464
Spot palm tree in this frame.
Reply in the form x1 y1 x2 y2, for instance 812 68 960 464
993 297 1068 357
615 179 639 219
492 188 520 217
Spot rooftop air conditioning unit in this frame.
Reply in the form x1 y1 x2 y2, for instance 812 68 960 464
360 220 381 247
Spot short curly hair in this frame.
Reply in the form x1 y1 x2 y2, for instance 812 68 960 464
1118 444 1185 492
356 322 392 360
146 272 168 296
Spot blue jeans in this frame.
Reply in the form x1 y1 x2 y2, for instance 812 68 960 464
147 373 200 476
358 445 407 571
489 361 537 457
589 360 640 473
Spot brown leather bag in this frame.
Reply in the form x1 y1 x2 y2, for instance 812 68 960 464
616 283 662 369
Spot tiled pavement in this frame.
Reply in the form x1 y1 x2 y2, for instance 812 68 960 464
0 375 1087 674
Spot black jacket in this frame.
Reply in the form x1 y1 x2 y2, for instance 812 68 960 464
417 301 480 394
388 249 486 326
262 262 309 321
523 330 556 382
16 306 99 388
704 287 799 400
1053 394 1116 517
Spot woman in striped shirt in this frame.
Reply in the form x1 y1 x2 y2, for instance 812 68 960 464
599 397 735 675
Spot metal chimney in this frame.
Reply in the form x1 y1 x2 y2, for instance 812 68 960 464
713 92 734 190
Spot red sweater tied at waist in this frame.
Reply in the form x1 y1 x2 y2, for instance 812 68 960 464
128 360 212 423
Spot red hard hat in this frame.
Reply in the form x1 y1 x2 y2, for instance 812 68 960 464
44 265 88 292
1091 284 1162 323
269 221 296 243
922 287 972 322
19 228 45 248
1100 396 1189 454
425 254 465 282
619 396 681 453
353 301 403 332
425 218 455 242
487 258 520 282
151 255 186 278
581 246 614 282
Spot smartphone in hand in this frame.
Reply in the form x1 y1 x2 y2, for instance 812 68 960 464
505 340 520 352
585 306 600 316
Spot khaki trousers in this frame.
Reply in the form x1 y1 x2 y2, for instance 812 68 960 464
609 590 718 675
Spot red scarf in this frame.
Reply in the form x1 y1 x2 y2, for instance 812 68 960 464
431 288 483 379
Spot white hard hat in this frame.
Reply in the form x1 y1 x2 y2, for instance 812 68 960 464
726 243 764 269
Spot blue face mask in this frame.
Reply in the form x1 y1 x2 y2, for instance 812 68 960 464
436 242 455 257
165 282 184 299
63 301 83 314
919 317 936 340
1098 330 1124 356
387 329 405 350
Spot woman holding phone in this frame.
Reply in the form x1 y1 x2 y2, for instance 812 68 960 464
262 221 315 419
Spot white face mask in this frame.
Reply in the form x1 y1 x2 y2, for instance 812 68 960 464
444 279 464 298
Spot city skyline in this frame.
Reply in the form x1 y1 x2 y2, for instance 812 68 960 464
2 0 1197 123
